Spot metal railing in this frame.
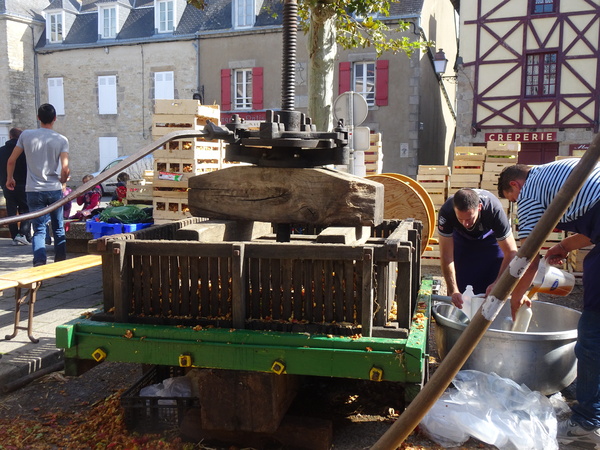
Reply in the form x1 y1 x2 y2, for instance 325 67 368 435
0 129 211 226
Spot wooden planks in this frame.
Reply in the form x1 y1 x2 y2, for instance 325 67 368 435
188 166 384 227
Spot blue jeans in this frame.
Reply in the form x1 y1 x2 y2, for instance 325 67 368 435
572 307 600 429
26 190 66 266
2 185 30 239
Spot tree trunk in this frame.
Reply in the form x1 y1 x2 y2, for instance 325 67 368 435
307 6 336 132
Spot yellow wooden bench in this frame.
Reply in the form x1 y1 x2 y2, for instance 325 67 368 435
0 255 102 343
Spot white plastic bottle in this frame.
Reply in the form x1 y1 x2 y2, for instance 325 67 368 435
511 304 533 332
462 285 474 319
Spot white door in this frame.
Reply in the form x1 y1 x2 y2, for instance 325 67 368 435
99 137 119 169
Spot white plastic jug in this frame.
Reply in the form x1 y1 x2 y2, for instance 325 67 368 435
511 304 533 332
531 259 575 297
462 285 474 318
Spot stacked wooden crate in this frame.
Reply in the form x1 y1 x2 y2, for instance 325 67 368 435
416 165 450 209
364 132 383 175
449 146 485 195
482 141 519 214
152 100 222 222
416 165 450 266
124 170 154 206
568 243 594 282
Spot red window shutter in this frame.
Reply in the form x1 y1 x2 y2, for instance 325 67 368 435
252 67 264 110
339 62 351 95
221 69 231 110
376 60 389 106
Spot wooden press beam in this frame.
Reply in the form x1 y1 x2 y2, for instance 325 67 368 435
373 140 600 449
187 166 384 227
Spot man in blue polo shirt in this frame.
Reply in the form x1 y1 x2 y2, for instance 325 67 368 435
499 158 600 447
438 188 517 308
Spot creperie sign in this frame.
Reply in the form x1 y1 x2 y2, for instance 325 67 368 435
485 132 556 142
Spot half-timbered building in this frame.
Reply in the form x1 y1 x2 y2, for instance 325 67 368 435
455 0 599 164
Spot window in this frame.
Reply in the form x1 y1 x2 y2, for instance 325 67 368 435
48 13 63 43
353 62 376 106
339 60 388 106
157 0 174 33
154 71 174 99
532 0 555 14
100 7 117 39
98 75 117 114
234 69 253 109
525 53 557 97
234 0 255 29
99 137 119 171
48 78 65 115
221 68 263 111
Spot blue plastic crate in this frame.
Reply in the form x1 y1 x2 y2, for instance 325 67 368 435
85 221 123 239
122 223 153 233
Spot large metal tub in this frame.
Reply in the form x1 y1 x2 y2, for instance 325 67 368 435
432 301 580 395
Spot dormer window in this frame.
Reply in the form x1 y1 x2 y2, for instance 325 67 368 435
157 0 174 33
47 12 64 43
99 6 117 39
234 0 255 29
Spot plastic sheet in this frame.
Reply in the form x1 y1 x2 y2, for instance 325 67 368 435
420 370 559 449
98 205 152 224
139 376 193 406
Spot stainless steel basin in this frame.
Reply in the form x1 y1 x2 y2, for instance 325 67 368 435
432 301 580 395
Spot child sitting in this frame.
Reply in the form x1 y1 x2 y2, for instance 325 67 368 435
112 172 130 203
71 174 102 220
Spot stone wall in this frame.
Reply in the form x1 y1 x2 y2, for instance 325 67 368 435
37 39 199 185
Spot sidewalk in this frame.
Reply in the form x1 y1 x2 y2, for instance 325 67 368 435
0 237 104 392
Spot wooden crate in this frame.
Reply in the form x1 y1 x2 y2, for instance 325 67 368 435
480 180 497 191
482 172 500 182
152 107 220 136
454 146 486 161
418 165 451 175
152 197 192 221
152 114 204 135
450 173 481 188
126 179 153 202
484 161 513 172
569 245 594 273
154 157 219 184
416 174 449 188
485 150 519 164
155 99 203 115
153 187 189 199
428 193 447 206
364 150 382 163
486 141 521 152
452 160 484 174
154 139 222 160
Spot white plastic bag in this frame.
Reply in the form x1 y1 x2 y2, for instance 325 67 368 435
419 370 558 449
139 376 193 406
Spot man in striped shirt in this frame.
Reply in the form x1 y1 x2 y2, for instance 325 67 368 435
499 158 600 446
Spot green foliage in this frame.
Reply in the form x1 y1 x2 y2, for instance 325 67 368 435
187 0 432 57
187 0 207 9
298 0 431 57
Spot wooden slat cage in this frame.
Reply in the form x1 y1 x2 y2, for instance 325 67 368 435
92 218 421 338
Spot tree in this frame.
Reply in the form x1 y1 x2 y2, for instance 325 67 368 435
188 0 428 132
299 0 428 132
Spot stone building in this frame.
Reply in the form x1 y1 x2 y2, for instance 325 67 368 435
1 0 458 183
0 0 48 144
455 0 599 164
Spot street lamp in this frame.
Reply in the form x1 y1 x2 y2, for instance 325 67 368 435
434 49 457 83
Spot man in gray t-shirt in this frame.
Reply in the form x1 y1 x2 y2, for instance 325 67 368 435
6 103 70 266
